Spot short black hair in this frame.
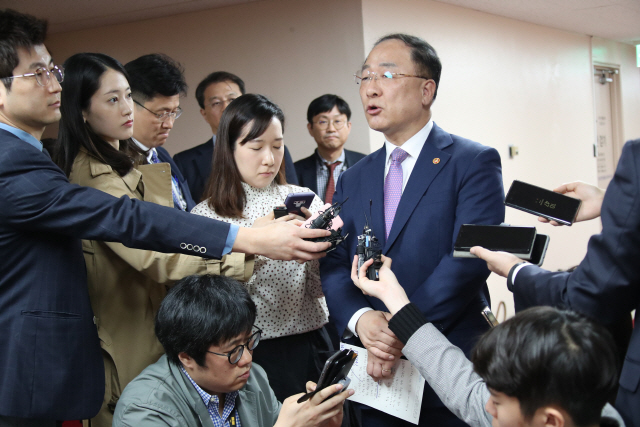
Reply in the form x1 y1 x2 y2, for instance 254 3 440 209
0 9 48 90
124 53 187 103
195 71 246 109
373 33 442 100
155 274 256 367
472 306 619 426
307 94 351 124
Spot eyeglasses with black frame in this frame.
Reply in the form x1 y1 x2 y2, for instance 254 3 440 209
207 328 262 364
354 69 429 85
133 99 183 122
1 65 64 87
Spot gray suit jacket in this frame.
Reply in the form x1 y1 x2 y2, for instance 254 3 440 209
113 355 281 427
402 323 625 427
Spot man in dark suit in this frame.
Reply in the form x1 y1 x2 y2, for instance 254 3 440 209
320 34 504 427
295 94 366 203
0 10 330 425
173 71 298 204
124 54 196 211
472 139 640 427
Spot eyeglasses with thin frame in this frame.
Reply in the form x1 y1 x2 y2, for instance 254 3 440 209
207 329 261 364
354 69 429 85
133 99 183 122
1 65 64 87
313 118 347 130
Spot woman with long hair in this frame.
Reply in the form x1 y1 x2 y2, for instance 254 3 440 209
55 53 249 427
192 94 333 401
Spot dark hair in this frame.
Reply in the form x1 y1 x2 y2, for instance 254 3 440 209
307 94 351 124
155 274 256 367
124 53 187 103
0 9 47 90
374 33 441 100
203 94 286 217
195 71 246 109
55 53 144 177
472 306 619 426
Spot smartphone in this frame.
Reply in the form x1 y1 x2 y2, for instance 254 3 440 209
453 224 537 259
505 180 582 226
482 307 499 328
529 233 550 266
297 349 357 403
284 192 315 216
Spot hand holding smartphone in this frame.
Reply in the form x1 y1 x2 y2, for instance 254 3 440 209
505 180 581 225
297 349 357 403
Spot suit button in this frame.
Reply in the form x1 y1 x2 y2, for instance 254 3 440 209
180 243 187 249
186 244 193 250
200 247 206 253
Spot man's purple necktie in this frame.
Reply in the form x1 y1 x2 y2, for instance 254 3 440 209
384 147 409 239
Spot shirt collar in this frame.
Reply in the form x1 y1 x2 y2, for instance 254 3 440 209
132 137 155 163
180 366 239 410
315 148 346 166
384 119 433 162
0 123 43 151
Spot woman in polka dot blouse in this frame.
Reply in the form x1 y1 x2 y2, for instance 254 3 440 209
191 94 333 401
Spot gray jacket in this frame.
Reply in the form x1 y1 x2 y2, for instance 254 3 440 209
402 323 625 427
113 355 281 427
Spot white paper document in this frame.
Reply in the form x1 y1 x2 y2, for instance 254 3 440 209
339 343 425 424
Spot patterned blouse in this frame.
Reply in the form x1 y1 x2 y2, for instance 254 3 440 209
191 182 329 339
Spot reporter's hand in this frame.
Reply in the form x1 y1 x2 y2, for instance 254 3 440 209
234 222 331 261
274 382 353 427
351 256 410 315
538 181 604 226
469 246 522 278
355 310 403 362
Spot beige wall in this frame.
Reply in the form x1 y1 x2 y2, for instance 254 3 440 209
361 0 635 318
45 0 369 161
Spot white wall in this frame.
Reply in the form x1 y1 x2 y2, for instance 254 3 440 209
361 0 618 319
45 0 369 161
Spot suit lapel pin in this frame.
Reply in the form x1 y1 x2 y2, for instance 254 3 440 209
433 158 440 164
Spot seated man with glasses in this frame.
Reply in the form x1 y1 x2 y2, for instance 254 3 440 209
125 53 195 211
295 94 366 204
113 274 352 427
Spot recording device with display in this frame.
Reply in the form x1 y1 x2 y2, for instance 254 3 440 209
357 202 383 281
505 180 582 225
273 206 288 219
453 224 537 259
303 198 348 252
297 349 357 403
